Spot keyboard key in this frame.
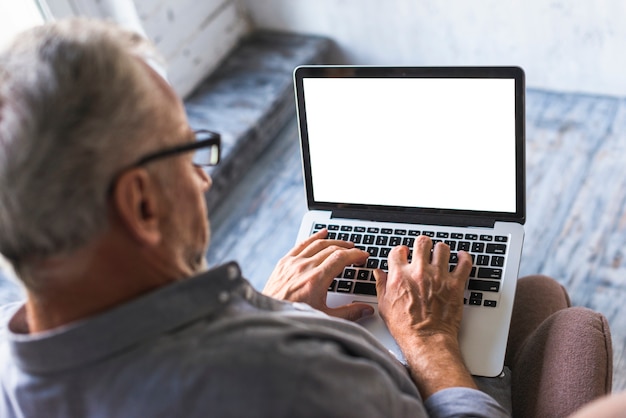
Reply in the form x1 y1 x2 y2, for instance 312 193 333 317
366 247 379 257
343 268 356 279
471 242 485 253
408 230 420 236
389 236 402 246
341 225 353 231
484 300 497 307
470 292 482 300
328 280 337 292
444 240 457 251
363 235 375 245
486 244 507 255
423 231 435 237
495 236 508 242
328 232 337 239
366 258 380 269
403 237 415 247
337 233 349 241
350 234 362 244
477 268 502 280
354 281 377 296
357 269 371 281
355 226 366 232
491 256 505 267
480 235 493 241
476 255 490 266
458 241 471 251
367 227 380 233
394 229 407 235
380 260 388 270
380 247 391 258
336 280 353 293
314 223 327 229
436 232 449 238
381 228 393 234
465 234 478 240
451 233 464 239
376 236 389 246
468 279 500 292
328 225 340 230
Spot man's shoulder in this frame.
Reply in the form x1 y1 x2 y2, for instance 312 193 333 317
117 303 425 418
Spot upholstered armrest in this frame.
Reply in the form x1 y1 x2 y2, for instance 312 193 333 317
506 276 613 418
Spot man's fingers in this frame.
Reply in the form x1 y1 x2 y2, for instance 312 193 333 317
287 229 328 256
412 235 434 266
327 303 375 322
453 250 473 279
373 268 388 300
387 245 410 269
431 242 451 268
287 229 356 259
317 247 369 280
298 237 356 259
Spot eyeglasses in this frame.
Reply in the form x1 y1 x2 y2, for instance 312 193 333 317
130 129 221 168
107 129 220 195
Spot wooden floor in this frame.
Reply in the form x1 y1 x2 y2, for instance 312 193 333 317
206 88 626 392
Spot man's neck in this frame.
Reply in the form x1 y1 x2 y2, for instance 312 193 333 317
22 237 179 333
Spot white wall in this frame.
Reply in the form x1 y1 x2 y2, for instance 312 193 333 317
134 0 251 97
241 0 626 97
43 0 252 97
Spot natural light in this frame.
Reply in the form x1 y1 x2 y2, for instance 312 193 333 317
0 1 44 49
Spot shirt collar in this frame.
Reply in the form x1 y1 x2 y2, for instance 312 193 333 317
5 262 246 374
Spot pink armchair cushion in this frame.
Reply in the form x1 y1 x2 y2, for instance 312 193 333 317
506 276 613 418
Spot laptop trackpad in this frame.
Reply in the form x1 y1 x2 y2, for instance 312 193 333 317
354 301 406 364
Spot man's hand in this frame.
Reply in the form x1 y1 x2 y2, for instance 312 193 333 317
263 229 375 321
374 235 476 399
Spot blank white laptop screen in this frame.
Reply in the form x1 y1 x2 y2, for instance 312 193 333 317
302 77 517 213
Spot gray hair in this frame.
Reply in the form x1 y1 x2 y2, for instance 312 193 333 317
0 18 166 275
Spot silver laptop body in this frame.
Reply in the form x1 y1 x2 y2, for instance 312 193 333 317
293 65 526 377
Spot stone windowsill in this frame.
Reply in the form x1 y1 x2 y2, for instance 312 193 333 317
183 31 331 211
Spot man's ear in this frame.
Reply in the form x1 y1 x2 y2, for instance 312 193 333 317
111 168 162 246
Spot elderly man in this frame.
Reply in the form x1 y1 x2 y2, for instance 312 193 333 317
0 18 509 417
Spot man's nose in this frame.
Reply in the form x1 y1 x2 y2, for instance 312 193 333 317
196 166 212 191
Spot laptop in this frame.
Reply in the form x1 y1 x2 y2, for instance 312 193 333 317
293 66 526 377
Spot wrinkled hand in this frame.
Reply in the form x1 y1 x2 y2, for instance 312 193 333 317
374 235 473 344
374 235 475 398
263 229 375 321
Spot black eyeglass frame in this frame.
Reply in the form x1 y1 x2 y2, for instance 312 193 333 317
107 129 221 196
131 129 221 168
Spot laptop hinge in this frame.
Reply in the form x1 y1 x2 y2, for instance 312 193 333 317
330 209 496 228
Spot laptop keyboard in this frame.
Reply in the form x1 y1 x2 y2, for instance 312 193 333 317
311 223 509 308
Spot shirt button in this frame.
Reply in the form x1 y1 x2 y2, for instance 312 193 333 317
227 265 239 280
218 291 230 303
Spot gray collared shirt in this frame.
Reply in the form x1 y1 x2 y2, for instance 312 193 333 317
0 262 508 417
